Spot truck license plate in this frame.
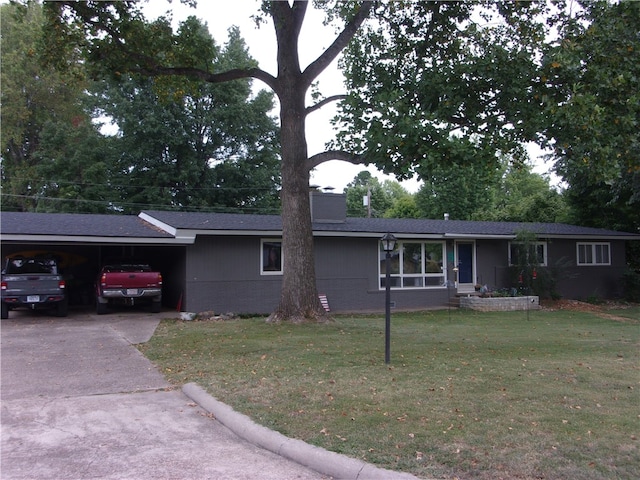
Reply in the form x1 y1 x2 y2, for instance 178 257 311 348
27 295 40 302
126 289 138 295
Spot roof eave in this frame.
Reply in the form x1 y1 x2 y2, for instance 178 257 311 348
0 234 190 245
535 234 640 240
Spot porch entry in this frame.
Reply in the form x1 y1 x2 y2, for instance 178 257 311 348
456 241 476 294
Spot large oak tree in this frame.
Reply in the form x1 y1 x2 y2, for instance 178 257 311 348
2 2 280 215
39 0 565 322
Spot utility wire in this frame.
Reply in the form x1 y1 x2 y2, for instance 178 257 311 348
4 175 281 193
0 193 283 215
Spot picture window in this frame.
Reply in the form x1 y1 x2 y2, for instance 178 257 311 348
379 241 446 289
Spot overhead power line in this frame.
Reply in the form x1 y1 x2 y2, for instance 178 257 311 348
0 193 283 215
3 175 281 193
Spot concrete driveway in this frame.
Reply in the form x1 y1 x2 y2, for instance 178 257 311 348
1 308 326 480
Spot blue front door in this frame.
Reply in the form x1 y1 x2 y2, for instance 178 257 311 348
457 242 474 285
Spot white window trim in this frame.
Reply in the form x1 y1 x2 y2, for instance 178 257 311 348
260 238 283 275
379 240 447 290
576 242 611 266
508 241 548 267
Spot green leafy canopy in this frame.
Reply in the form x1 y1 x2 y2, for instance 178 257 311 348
335 1 555 180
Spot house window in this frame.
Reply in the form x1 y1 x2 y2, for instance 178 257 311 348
379 241 445 289
261 239 282 275
577 243 610 266
509 242 547 266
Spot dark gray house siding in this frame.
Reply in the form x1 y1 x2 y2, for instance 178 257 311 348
476 239 509 288
182 235 454 314
185 236 282 314
315 236 451 313
315 237 376 312
545 238 628 300
473 238 630 300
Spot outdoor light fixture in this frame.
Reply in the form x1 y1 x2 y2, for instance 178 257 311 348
381 232 397 364
381 232 397 253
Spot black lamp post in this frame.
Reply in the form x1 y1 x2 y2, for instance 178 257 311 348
381 232 397 365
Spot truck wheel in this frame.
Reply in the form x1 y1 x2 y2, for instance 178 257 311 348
96 299 108 315
1 303 8 320
56 299 68 317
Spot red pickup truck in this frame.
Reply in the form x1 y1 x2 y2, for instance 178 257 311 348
96 260 162 314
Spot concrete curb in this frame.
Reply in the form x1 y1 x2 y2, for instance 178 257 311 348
183 383 421 480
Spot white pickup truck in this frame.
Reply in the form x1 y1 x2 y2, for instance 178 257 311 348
1 256 68 319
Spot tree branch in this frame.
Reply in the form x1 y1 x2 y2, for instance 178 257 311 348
306 94 347 115
307 150 367 170
56 1 279 89
271 0 307 80
134 64 278 90
271 0 308 43
301 2 373 87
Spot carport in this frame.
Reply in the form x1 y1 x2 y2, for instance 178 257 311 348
0 212 190 309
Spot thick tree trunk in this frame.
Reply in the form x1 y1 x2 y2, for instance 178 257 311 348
269 145 327 323
267 92 328 323
267 2 328 323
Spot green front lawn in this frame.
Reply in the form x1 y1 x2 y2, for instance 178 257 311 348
140 307 639 480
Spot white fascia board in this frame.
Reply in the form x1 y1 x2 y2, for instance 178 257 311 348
138 212 177 235
186 230 443 239
442 232 640 240
167 230 197 243
444 233 640 241
0 234 190 244
138 212 197 243
312 231 446 240
541 234 640 240
443 233 516 240
190 229 283 237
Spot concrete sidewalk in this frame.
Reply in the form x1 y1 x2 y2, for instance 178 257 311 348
1 309 419 480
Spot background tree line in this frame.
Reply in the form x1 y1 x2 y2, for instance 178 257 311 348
1 2 281 214
344 158 567 223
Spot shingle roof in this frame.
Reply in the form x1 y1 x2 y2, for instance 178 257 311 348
1 212 173 238
2 210 637 242
141 210 638 239
142 210 283 231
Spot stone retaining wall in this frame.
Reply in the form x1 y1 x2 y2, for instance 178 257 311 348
459 296 540 312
